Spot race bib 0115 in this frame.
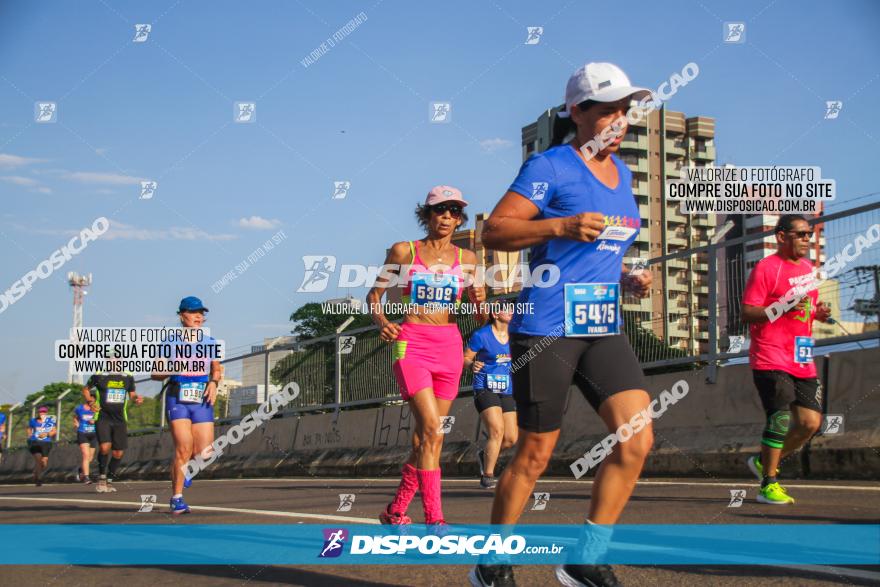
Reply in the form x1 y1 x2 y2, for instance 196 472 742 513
179 382 206 404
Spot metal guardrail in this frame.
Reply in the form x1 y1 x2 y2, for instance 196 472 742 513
162 201 880 427
5 202 874 444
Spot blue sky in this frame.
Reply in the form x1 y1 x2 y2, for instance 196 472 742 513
1 0 878 403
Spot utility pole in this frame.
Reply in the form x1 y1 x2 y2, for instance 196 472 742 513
67 272 92 385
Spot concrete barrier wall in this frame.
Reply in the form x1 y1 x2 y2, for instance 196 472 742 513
2 348 876 482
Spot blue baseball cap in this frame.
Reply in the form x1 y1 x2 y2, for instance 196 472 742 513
178 296 209 313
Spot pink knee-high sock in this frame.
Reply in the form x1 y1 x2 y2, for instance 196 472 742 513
388 463 419 514
417 468 444 524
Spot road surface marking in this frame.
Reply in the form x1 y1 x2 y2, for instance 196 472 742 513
0 496 379 524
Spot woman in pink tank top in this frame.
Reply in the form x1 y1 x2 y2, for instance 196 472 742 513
367 185 486 529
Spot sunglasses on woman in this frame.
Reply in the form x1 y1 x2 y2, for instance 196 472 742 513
430 203 463 218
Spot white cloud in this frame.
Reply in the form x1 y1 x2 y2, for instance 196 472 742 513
1 175 40 187
21 220 235 241
479 138 513 153
0 175 52 194
238 215 281 230
104 221 237 241
0 153 44 168
64 171 144 185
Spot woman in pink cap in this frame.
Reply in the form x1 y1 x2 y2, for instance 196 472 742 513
367 185 486 529
27 405 57 486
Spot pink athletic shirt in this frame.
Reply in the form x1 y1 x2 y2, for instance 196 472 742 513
743 253 818 378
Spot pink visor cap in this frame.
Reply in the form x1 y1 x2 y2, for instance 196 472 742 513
425 185 468 207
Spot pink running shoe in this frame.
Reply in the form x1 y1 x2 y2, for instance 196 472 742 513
426 519 450 537
379 505 412 526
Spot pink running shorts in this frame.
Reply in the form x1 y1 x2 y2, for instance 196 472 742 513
392 322 463 401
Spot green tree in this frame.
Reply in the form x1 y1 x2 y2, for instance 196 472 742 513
126 395 162 431
24 381 83 406
288 302 374 340
3 381 85 446
270 301 402 406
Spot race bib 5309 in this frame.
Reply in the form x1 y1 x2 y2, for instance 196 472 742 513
411 272 460 306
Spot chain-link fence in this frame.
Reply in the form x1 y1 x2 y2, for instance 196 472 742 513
33 200 864 437
627 202 879 370
216 202 880 416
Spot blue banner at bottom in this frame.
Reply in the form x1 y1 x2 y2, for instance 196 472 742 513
0 524 876 565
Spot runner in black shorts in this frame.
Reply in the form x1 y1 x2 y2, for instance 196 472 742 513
471 62 654 587
0 410 6 464
742 215 831 505
464 302 517 489
73 402 97 484
83 365 143 493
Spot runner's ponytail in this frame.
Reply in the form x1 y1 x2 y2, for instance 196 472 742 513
549 100 599 148
549 113 576 147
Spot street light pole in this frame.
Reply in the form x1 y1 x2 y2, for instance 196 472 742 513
56 389 73 443
335 316 356 407
327 296 363 408
6 402 22 450
30 395 45 419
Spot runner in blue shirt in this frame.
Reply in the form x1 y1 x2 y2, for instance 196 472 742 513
27 406 57 486
470 63 654 587
463 302 517 490
73 403 97 484
152 296 223 515
0 411 6 463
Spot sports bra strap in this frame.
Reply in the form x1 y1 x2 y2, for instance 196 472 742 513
410 240 461 268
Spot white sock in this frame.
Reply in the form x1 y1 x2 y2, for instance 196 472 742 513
173 493 183 499
585 517 614 538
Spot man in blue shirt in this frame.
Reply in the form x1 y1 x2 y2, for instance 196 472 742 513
73 402 97 484
0 411 6 463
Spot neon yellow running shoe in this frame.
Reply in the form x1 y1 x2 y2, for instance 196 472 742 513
747 455 780 481
757 482 795 505
747 455 763 481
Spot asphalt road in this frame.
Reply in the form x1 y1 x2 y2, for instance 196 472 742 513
0 476 877 586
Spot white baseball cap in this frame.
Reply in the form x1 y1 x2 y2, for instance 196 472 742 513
557 62 651 118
